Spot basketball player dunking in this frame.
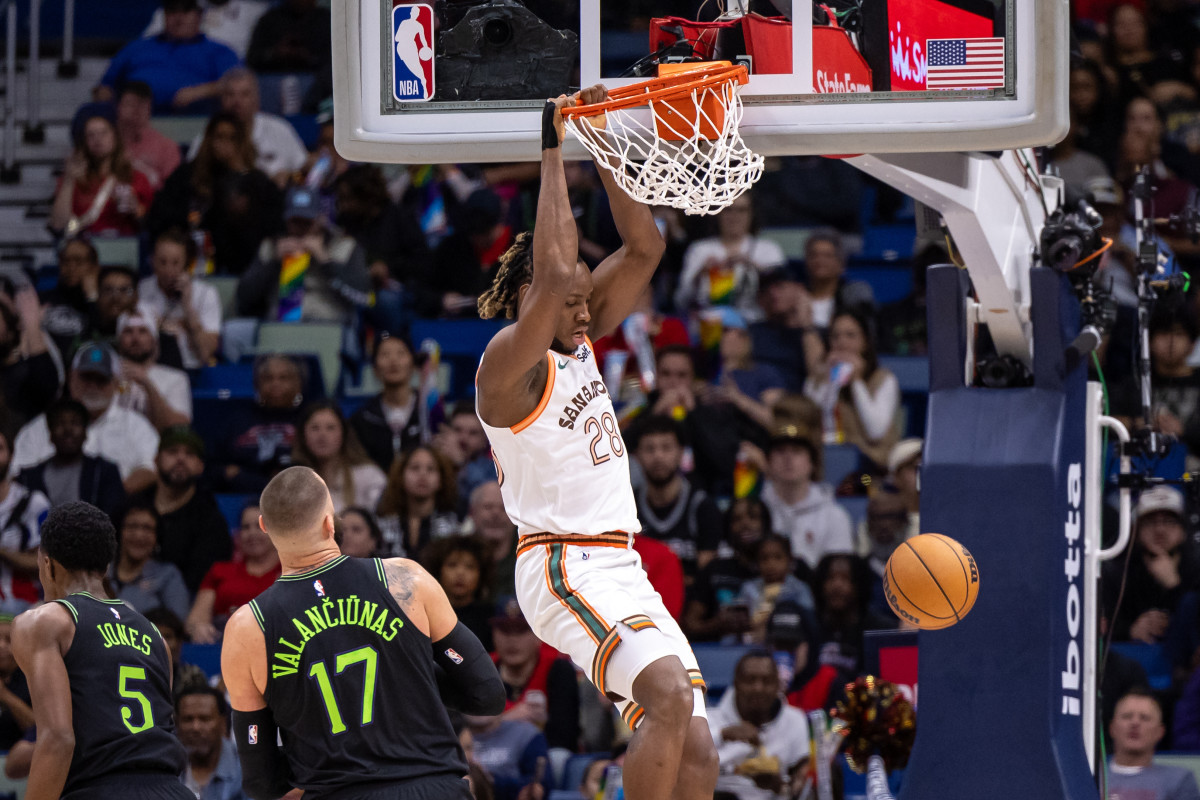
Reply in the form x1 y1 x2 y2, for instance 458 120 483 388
475 88 719 800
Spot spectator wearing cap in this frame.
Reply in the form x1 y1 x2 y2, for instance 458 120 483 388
1103 486 1199 644
675 192 784 322
115 81 181 191
130 425 233 593
757 426 853 572
430 188 513 317
93 0 240 115
749 265 824 393
139 227 222 369
11 343 159 495
15 399 126 518
114 310 192 430
711 308 785 431
186 67 308 187
801 229 875 331
489 597 580 752
50 103 154 238
707 650 811 800
236 185 371 324
0 427 49 614
887 438 922 540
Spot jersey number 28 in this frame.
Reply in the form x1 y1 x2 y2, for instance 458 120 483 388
586 412 624 466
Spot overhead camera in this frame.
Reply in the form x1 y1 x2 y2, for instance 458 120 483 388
436 0 579 102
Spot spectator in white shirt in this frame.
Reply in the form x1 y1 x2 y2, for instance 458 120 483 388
142 0 269 60
113 310 192 431
138 228 222 369
758 426 853 572
708 650 811 800
675 193 785 322
189 67 308 186
804 311 900 469
11 343 159 495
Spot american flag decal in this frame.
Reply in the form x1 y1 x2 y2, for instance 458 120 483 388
926 38 1005 90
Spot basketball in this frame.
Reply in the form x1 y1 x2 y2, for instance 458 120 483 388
419 46 433 60
883 533 979 630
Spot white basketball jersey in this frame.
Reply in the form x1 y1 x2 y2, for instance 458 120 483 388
479 338 641 537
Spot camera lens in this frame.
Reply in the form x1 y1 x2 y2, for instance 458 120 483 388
482 16 512 47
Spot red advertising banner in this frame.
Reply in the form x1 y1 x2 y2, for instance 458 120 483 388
879 645 919 710
886 0 994 90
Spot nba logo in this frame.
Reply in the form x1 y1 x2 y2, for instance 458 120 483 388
313 580 325 597
445 648 464 665
248 725 258 745
392 4 435 102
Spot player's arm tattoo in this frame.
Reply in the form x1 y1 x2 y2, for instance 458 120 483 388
384 559 418 615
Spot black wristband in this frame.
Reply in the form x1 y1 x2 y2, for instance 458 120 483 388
542 100 561 150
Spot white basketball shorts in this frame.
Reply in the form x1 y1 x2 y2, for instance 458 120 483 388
514 533 706 730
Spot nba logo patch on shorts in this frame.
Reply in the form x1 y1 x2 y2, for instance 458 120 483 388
392 3 435 101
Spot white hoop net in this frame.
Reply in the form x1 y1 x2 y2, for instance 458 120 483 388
564 74 764 216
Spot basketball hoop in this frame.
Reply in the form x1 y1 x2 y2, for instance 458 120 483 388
561 62 764 216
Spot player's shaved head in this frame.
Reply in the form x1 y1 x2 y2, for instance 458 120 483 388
260 466 332 539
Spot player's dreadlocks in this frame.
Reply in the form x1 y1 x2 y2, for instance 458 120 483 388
477 231 534 320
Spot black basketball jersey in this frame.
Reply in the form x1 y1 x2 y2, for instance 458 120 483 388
250 556 467 795
54 592 186 793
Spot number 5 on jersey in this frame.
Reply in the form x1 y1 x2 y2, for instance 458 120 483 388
118 665 155 734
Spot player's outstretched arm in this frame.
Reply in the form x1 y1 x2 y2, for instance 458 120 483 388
12 604 75 800
223 606 295 800
477 97 579 406
584 84 666 340
382 558 506 715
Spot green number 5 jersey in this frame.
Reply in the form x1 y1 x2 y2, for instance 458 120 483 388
54 592 186 794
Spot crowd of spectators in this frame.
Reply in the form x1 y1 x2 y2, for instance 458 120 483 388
3 0 1200 797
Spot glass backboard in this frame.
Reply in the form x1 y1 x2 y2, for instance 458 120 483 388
332 0 1068 163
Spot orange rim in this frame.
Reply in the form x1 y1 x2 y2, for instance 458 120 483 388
561 63 749 119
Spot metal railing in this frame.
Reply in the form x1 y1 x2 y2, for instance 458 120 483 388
1 0 78 179
1 0 16 182
25 0 42 143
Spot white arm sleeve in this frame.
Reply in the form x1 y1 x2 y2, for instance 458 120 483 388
850 370 900 442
